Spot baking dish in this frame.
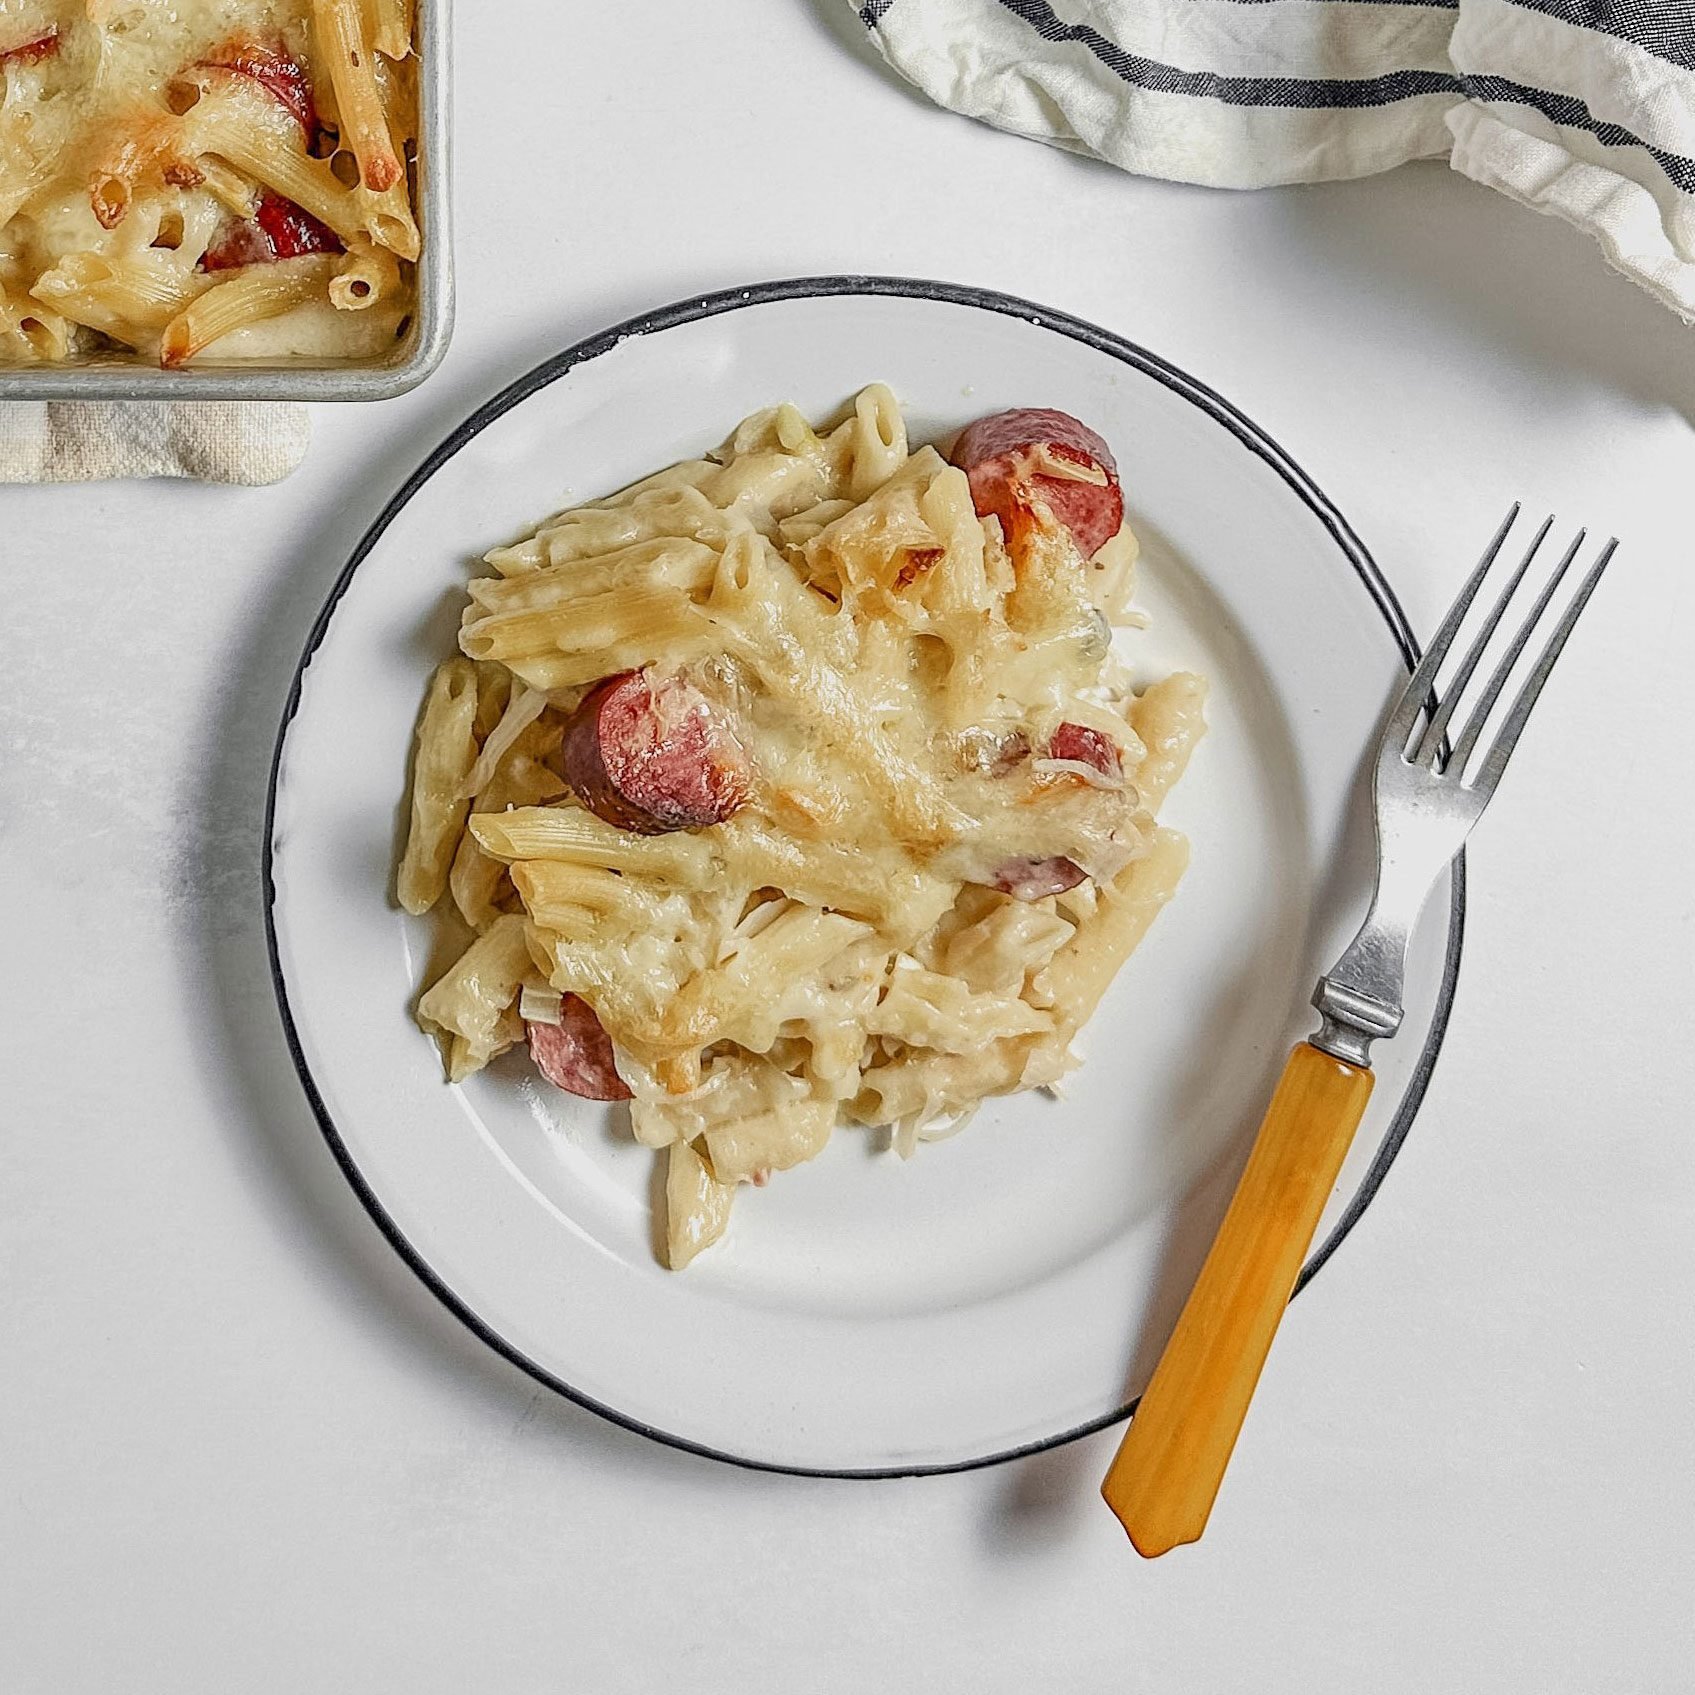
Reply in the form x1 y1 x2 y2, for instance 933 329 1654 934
0 0 451 402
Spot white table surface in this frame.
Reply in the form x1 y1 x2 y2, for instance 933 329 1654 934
4 6 1693 1689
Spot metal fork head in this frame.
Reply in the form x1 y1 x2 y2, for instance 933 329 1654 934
1312 506 1617 1065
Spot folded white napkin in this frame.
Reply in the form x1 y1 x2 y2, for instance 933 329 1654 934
858 0 1695 321
0 401 311 484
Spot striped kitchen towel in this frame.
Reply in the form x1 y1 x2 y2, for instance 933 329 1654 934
857 0 1695 321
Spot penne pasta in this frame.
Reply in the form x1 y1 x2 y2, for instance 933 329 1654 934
1128 673 1209 813
402 388 1206 1266
0 287 69 360
718 817 953 937
397 658 479 915
353 178 419 262
847 380 909 501
194 100 366 245
511 860 659 933
467 538 723 616
31 252 208 342
703 1098 833 1186
350 51 419 257
850 1034 1057 1131
470 807 716 883
311 0 402 192
368 0 414 59
483 486 735 578
865 959 1052 1053
159 253 336 366
653 908 873 1051
416 914 534 1081
460 588 719 691
450 739 566 932
664 1141 734 1270
1038 826 1191 1039
329 240 403 311
193 154 260 218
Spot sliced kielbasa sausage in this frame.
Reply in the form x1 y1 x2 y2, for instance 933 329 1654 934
202 189 342 269
950 408 1124 558
527 995 632 1101
987 855 1088 902
0 27 59 66
561 670 750 835
1048 721 1122 778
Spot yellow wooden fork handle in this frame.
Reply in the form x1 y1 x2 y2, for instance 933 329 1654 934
1101 1041 1375 1557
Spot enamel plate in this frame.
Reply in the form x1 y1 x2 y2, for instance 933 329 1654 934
266 278 1461 1475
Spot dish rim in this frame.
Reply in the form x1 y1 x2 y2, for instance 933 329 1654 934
0 0 453 402
262 273 1466 1477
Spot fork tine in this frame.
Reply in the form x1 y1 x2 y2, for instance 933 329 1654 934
1412 515 1551 768
1449 526 1588 773
1381 504 1520 752
1466 538 1617 795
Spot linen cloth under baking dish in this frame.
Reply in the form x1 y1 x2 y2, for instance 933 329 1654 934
858 0 1695 322
0 401 310 484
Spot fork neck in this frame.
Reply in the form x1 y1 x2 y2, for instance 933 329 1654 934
1309 977 1402 1069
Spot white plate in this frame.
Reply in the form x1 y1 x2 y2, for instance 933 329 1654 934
266 279 1461 1475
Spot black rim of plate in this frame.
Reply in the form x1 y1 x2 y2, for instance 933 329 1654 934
262 275 1465 1479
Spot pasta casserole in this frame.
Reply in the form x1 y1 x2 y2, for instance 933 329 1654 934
0 0 417 367
399 387 1207 1268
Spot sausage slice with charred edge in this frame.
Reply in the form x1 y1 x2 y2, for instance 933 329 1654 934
950 407 1124 558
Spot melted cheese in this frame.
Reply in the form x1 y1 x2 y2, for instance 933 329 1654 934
0 0 414 366
409 386 1209 1268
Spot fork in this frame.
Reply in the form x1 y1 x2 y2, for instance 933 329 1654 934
1101 506 1618 1558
